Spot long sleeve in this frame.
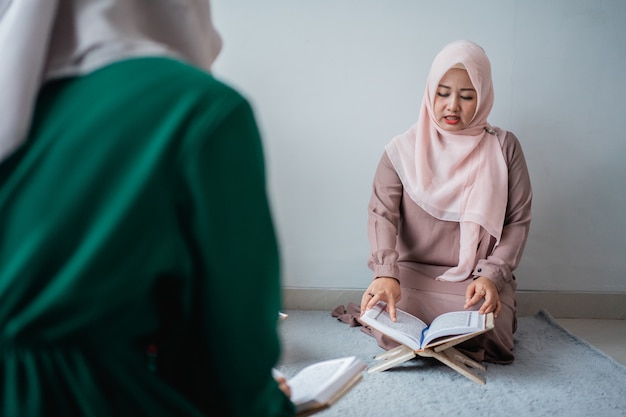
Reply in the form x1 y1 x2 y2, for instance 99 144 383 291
367 153 403 279
472 132 533 291
172 96 294 416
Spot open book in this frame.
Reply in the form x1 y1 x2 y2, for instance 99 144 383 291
275 356 366 416
359 302 494 384
359 301 490 351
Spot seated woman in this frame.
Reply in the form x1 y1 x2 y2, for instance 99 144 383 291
359 40 532 364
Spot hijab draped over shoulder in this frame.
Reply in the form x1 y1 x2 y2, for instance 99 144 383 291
385 40 509 282
0 0 222 163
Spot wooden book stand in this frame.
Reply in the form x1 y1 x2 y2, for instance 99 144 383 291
367 313 494 384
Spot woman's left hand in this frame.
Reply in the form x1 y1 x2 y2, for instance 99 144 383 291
464 276 500 318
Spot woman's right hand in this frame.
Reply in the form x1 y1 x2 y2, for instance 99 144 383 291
272 369 291 398
360 277 401 321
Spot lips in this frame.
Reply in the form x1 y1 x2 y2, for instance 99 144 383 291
443 116 460 125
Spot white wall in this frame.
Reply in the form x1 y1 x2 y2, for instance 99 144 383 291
211 0 626 292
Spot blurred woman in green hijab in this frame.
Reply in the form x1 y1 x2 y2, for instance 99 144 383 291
0 1 294 415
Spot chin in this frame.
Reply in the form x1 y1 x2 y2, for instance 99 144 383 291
438 124 464 132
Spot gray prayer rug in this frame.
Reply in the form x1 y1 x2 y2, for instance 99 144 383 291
276 309 626 417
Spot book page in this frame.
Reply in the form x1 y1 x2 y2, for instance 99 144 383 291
421 311 484 347
359 302 426 351
288 356 364 413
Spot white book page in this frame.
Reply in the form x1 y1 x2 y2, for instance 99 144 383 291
288 357 356 408
359 302 426 351
422 311 484 347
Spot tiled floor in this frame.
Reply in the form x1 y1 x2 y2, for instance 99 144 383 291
556 318 626 365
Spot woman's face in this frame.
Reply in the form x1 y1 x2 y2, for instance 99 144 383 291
433 68 477 132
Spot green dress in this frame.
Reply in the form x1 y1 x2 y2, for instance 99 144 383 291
0 57 295 417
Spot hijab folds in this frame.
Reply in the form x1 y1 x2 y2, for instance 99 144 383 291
0 0 222 163
385 40 509 282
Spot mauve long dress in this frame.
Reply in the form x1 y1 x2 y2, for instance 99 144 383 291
367 131 532 364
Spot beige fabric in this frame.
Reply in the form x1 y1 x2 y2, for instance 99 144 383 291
0 0 222 163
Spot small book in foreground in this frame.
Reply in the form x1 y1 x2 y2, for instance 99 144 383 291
358 301 490 352
279 356 366 416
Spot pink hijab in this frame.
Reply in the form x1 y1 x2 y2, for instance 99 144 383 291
385 40 508 282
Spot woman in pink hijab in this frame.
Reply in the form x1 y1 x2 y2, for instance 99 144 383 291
360 40 532 364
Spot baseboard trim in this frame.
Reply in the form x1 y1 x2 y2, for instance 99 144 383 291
282 288 626 319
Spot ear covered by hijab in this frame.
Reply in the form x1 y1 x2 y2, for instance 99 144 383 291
425 40 494 136
385 40 509 282
0 0 223 163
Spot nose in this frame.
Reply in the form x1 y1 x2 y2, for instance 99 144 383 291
446 94 460 111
